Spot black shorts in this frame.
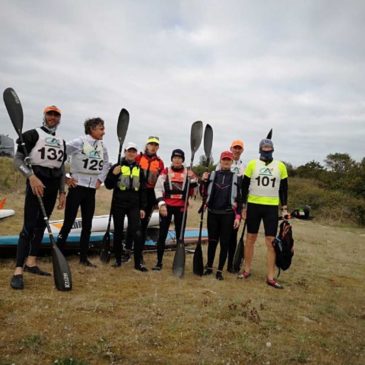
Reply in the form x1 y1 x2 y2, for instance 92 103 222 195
246 203 279 237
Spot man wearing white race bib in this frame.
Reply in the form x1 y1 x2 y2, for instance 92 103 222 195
56 118 109 267
10 105 66 290
239 138 289 289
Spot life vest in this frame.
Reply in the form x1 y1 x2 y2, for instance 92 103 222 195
29 128 65 169
138 153 162 188
205 170 238 208
118 164 141 191
71 137 104 176
164 167 188 200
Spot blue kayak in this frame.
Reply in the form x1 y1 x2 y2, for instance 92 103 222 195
0 228 208 251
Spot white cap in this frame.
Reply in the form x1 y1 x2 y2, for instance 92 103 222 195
125 142 138 151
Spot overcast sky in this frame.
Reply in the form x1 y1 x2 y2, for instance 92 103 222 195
0 0 364 167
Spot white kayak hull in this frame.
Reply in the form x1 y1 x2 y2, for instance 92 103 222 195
0 209 15 219
47 211 161 234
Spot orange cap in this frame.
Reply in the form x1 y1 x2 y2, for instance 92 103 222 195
230 139 244 148
43 105 61 115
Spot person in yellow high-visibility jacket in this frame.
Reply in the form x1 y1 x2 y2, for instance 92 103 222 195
239 138 289 289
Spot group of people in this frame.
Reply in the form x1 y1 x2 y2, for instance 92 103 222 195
9 106 288 290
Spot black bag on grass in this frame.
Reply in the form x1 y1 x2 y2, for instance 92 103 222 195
272 220 294 273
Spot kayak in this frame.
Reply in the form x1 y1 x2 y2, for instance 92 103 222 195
0 228 208 253
0 209 15 219
46 211 161 234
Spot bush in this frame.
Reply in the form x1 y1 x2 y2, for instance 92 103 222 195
289 177 365 226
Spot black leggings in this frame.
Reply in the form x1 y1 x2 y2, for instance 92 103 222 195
57 186 96 261
125 188 156 250
156 205 186 264
112 202 143 267
206 211 235 271
16 180 59 267
227 227 238 270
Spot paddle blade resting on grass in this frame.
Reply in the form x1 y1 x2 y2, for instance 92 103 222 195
100 227 112 263
232 222 246 273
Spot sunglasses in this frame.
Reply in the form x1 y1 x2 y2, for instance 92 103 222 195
46 111 61 116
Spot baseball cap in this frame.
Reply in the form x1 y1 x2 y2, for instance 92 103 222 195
125 142 138 151
44 105 61 115
230 139 244 148
220 151 234 160
146 136 160 145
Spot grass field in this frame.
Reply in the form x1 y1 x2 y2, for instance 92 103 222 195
0 186 364 364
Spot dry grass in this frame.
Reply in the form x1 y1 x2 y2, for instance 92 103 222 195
0 187 365 364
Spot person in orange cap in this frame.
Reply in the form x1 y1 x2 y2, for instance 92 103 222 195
229 139 245 176
10 105 66 290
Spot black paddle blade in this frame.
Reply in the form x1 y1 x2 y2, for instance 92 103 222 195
117 108 130 145
100 231 111 263
3 88 24 136
172 240 186 278
52 244 72 291
266 129 273 140
232 237 244 273
193 243 204 276
233 222 247 273
204 124 213 165
191 121 203 154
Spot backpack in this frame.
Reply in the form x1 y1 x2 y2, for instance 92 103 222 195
272 220 294 275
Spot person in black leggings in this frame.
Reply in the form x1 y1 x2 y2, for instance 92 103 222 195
153 149 198 270
104 142 148 271
10 105 66 290
201 151 242 280
56 118 109 267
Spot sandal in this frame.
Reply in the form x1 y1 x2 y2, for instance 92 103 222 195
266 278 283 289
237 271 251 279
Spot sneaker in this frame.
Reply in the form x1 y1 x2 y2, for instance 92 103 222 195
266 278 283 289
237 271 251 279
10 274 24 290
203 268 213 276
112 261 122 268
135 265 148 272
24 265 51 276
216 271 224 281
152 263 163 271
80 259 97 268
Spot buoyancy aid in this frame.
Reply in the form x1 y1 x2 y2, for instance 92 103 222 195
205 170 238 209
118 163 141 191
138 153 163 188
164 167 188 199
